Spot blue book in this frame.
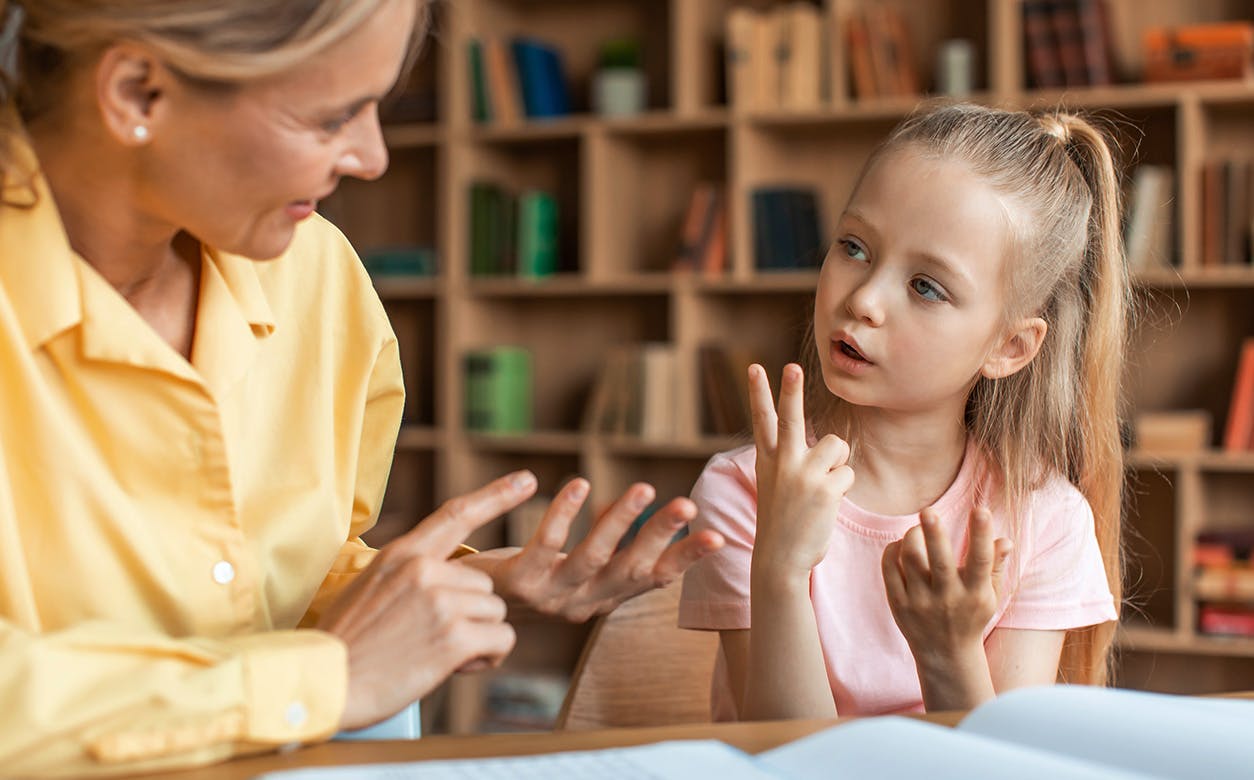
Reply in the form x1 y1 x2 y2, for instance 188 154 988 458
511 38 571 119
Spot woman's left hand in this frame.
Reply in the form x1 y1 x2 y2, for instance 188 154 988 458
462 478 724 623
881 506 1013 666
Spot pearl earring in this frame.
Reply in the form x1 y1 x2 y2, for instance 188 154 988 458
132 125 150 142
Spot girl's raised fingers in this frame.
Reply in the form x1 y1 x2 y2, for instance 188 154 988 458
919 508 957 587
748 364 779 452
776 363 806 452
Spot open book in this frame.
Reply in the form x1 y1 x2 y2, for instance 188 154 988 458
258 686 1254 780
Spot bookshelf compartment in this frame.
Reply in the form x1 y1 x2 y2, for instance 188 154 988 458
384 299 438 427
460 137 583 277
683 290 815 380
1102 0 1254 81
465 0 671 120
587 126 728 279
1199 471 1254 530
322 146 440 255
841 0 990 98
366 449 437 547
735 118 891 274
459 296 671 434
1126 289 1254 447
1123 465 1180 632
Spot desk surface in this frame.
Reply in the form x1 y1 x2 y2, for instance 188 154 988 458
139 690 1254 780
139 712 966 780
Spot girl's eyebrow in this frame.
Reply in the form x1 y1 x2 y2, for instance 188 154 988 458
913 250 973 293
841 210 879 240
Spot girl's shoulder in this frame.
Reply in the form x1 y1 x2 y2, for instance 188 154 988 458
701 443 757 484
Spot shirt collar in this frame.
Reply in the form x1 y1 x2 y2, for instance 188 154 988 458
0 136 277 360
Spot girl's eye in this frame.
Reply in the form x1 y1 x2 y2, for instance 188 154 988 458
910 277 948 302
321 113 354 133
839 238 868 262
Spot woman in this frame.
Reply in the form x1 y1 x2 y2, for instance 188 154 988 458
0 1 723 776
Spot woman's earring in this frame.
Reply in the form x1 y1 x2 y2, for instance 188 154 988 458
132 125 150 143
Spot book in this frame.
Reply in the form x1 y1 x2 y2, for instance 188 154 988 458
1222 337 1254 452
1023 0 1064 89
1199 604 1254 637
846 10 878 99
779 2 824 110
1201 159 1226 267
1225 159 1250 267
463 346 533 435
1132 409 1209 453
1050 0 1088 87
467 39 491 124
483 37 523 126
511 38 572 119
255 686 1254 779
674 183 725 274
1123 165 1174 270
516 190 558 279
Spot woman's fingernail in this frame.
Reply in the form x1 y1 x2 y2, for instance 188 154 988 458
568 479 589 501
511 471 537 491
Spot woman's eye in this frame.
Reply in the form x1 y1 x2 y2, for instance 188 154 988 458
911 277 948 302
321 114 353 133
839 238 868 262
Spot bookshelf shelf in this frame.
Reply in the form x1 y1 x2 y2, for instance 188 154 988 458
382 123 444 148
1121 625 1254 659
465 431 584 455
373 277 442 300
397 425 444 451
330 0 1254 733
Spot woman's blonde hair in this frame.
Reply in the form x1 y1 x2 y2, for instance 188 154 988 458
805 102 1130 686
0 0 430 185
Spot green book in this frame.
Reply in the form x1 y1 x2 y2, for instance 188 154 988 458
469 181 497 276
467 39 491 124
464 347 533 434
362 247 437 277
516 190 558 278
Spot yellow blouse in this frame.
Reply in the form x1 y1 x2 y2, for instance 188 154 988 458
0 153 404 776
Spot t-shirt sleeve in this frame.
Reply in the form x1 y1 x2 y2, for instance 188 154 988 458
997 482 1118 631
678 448 759 630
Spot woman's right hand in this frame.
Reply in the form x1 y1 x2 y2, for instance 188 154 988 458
749 363 855 586
317 471 537 731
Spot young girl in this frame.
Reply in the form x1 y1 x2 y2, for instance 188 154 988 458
679 103 1126 719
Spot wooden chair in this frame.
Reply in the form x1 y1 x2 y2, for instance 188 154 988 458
556 578 720 730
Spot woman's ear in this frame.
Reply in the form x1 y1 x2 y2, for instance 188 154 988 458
981 317 1047 380
94 44 170 147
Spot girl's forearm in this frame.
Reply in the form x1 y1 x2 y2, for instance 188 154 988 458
913 642 996 712
742 572 837 720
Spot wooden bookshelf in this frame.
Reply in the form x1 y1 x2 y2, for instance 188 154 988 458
321 0 1254 733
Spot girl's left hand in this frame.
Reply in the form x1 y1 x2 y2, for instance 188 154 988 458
881 506 1013 665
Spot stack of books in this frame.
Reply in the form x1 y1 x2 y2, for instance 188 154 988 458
751 186 824 271
1194 528 1254 638
467 36 571 124
464 346 533 435
1199 158 1253 269
725 3 827 110
1022 0 1116 88
844 4 920 99
468 182 559 279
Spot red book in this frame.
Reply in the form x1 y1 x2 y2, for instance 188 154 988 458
1050 0 1089 87
1223 337 1254 452
1075 0 1114 86
1199 604 1254 637
1023 0 1064 88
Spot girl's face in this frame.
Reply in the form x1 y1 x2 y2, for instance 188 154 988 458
140 0 417 260
814 147 1021 415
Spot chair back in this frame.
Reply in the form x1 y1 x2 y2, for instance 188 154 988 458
556 579 719 730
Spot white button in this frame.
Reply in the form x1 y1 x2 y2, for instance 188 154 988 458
211 560 235 585
285 701 308 729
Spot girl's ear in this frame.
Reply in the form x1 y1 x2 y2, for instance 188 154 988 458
981 317 1047 380
94 44 172 146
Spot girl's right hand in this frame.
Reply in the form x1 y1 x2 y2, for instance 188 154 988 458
318 471 533 731
749 363 855 585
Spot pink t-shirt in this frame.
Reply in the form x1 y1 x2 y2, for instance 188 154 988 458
678 441 1117 718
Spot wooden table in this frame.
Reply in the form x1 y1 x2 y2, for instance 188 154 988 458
138 712 966 780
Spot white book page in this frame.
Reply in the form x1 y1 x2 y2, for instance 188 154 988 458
959 685 1254 779
757 716 1149 780
254 740 781 780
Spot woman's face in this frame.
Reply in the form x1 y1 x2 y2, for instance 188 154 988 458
142 0 418 259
